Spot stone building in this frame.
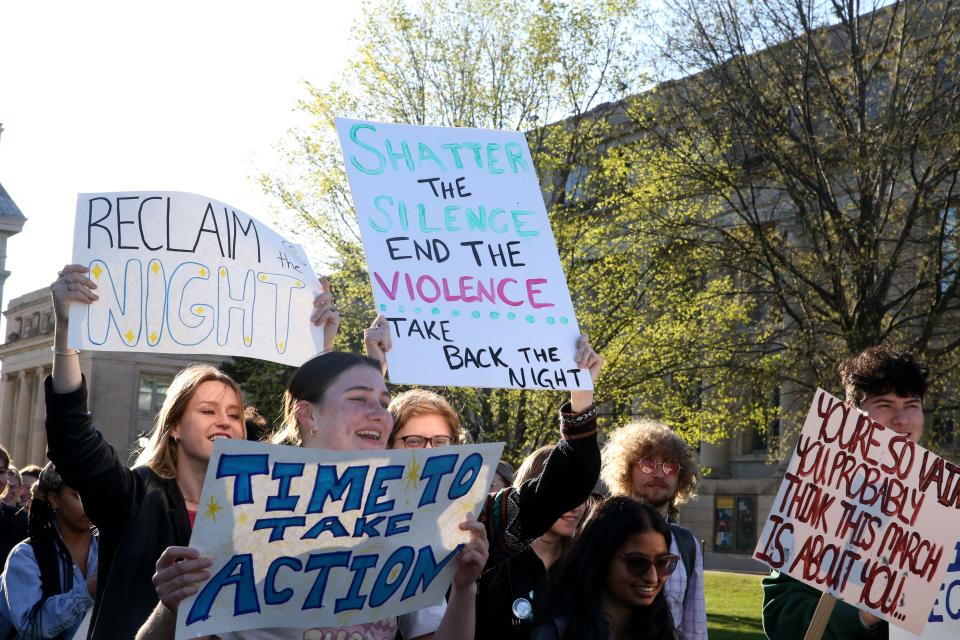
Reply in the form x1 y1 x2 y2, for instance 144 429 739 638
0 288 229 467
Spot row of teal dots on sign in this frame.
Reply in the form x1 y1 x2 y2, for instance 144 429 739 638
378 304 569 325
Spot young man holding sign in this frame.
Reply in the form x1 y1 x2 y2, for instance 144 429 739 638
762 345 929 640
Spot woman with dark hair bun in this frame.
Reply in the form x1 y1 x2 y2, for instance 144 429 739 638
0 462 97 639
531 497 680 640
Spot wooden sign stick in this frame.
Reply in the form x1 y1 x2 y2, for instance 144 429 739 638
803 593 836 640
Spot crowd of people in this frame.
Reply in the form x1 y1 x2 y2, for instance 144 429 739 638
0 263 931 640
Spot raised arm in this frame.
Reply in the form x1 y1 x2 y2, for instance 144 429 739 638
480 334 603 564
310 276 341 353
50 265 98 394
363 314 392 375
46 263 141 531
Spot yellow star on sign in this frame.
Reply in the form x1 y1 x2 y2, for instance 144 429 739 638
403 454 423 494
91 264 103 279
204 496 223 521
149 332 158 343
295 280 303 287
237 512 248 525
259 274 267 281
244 335 251 344
199 267 208 277
150 261 160 275
278 341 285 350
196 307 205 315
124 329 135 343
220 267 227 277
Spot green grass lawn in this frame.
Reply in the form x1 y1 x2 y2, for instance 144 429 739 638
705 570 766 640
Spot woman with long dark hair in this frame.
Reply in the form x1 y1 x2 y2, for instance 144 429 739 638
0 463 97 639
531 497 680 640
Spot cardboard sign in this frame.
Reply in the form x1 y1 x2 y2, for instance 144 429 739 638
891 541 960 639
69 191 326 367
335 118 588 390
175 439 503 639
754 389 960 633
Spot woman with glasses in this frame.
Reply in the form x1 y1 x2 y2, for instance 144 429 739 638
530 497 680 640
600 420 705 640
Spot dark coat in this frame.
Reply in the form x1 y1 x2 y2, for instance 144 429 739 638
44 378 192 640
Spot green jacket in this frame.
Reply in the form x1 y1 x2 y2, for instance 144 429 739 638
761 571 887 640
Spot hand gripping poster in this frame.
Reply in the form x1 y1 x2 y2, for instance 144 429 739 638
754 388 960 634
335 118 589 391
68 191 326 367
175 439 503 638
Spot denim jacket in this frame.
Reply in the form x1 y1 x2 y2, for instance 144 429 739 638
0 533 98 639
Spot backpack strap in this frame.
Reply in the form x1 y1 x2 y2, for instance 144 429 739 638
669 523 697 606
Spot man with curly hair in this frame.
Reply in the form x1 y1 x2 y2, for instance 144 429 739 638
762 345 928 640
601 418 707 640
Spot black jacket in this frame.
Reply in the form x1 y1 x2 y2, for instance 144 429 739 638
44 377 192 640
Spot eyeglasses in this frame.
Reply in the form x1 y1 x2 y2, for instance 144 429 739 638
394 434 453 448
635 457 681 476
617 553 680 578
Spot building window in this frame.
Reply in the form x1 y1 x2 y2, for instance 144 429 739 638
138 375 173 417
714 495 757 553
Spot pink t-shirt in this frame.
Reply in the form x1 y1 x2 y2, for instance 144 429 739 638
217 617 398 640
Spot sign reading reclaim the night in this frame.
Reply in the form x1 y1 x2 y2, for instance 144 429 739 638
68 191 326 366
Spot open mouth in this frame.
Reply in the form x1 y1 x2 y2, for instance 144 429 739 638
356 430 382 442
209 434 233 441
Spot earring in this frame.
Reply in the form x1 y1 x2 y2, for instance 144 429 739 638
172 435 180 443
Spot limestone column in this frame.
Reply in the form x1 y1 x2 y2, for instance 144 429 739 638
27 366 46 465
12 371 31 463
0 373 16 449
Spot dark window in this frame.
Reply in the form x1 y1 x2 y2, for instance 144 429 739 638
715 495 757 553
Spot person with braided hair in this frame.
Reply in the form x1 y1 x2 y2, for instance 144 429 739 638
0 462 98 639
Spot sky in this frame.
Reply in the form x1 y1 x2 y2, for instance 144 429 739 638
0 1 363 321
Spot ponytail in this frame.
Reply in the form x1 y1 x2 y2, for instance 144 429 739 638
25 464 74 634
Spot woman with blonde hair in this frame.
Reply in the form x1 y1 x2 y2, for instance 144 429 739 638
44 264 338 640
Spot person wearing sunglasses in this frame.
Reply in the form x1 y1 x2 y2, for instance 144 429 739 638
600 420 706 640
531 497 680 639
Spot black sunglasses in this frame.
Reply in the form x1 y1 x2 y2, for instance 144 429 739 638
617 553 680 578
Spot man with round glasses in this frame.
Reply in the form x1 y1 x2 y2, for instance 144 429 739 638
601 418 707 640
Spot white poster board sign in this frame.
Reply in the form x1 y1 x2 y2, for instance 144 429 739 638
891 541 960 639
335 118 588 390
175 439 503 639
754 389 960 634
69 191 325 367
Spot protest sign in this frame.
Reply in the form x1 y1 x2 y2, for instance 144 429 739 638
754 389 960 634
69 191 326 367
175 439 503 639
891 541 960 639
335 118 588 390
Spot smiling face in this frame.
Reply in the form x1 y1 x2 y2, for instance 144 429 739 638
604 530 670 610
630 452 680 511
302 364 392 452
170 381 244 465
389 414 455 449
859 392 924 443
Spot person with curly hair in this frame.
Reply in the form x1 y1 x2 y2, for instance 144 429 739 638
600 420 705 640
761 345 928 640
530 497 680 640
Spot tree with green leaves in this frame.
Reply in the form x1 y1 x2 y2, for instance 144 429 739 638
619 0 960 450
246 0 776 459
